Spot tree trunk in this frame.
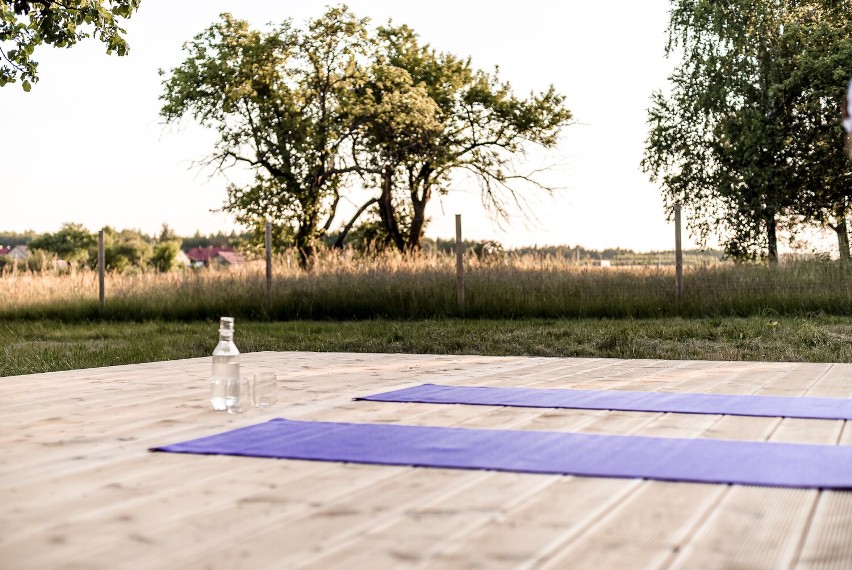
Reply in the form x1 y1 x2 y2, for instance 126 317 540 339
377 166 405 251
295 227 318 272
766 212 778 265
835 217 851 262
405 184 431 253
295 243 318 272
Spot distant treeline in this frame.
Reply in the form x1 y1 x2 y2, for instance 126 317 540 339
0 227 724 267
0 228 247 250
0 225 256 274
0 230 38 245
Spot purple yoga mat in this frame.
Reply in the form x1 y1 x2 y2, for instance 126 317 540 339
152 418 852 489
357 384 852 420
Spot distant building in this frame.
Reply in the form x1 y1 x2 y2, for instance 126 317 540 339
175 249 191 268
214 250 246 266
8 245 29 260
0 245 29 260
185 246 243 267
186 246 225 267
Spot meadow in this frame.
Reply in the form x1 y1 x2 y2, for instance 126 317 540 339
2 251 850 376
3 250 850 321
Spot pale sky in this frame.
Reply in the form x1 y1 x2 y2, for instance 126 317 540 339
2 0 695 251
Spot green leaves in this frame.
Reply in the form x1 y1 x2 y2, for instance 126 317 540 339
643 0 852 261
161 6 571 266
161 8 371 269
358 22 571 251
1 0 139 89
28 222 97 267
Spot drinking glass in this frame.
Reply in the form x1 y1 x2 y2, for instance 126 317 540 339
252 372 278 407
226 375 252 414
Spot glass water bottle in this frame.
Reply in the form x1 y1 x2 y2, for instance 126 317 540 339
210 316 240 411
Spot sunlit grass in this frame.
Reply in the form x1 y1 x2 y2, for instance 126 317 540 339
2 250 850 321
3 251 849 375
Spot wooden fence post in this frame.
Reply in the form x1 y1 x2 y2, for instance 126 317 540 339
674 203 683 300
455 214 465 315
98 229 105 312
265 221 272 308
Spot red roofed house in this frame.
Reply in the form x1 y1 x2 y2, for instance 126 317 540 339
214 250 246 265
8 245 29 260
0 245 29 260
185 246 244 267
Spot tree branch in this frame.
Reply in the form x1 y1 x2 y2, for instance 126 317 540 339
333 197 379 248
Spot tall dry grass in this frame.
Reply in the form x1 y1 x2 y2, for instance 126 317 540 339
2 249 850 321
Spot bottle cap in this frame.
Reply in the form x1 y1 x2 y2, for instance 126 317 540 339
219 316 234 331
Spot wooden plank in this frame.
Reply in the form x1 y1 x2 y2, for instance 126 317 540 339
796 490 852 570
301 476 642 570
792 364 852 570
525 362 823 569
251 405 665 568
663 363 847 570
1 350 560 563
272 360 773 567
299 360 750 568
1 354 850 570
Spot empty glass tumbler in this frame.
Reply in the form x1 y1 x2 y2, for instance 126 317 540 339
252 372 278 407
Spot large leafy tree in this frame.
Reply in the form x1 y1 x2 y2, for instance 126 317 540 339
150 240 182 273
1 0 139 90
642 0 851 263
339 30 447 251
778 11 852 260
160 8 369 270
98 226 153 272
164 8 570 263
342 24 571 252
28 224 158 272
28 222 95 267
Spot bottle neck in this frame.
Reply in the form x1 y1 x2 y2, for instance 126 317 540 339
219 331 234 343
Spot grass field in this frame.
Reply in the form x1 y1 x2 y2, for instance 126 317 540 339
2 253 850 321
2 253 849 376
3 316 851 376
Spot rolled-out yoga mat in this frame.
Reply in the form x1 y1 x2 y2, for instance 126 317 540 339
152 418 852 489
357 384 852 421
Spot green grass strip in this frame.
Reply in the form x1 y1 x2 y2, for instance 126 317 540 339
3 317 851 377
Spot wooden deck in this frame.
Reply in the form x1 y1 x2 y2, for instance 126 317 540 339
2 352 851 569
